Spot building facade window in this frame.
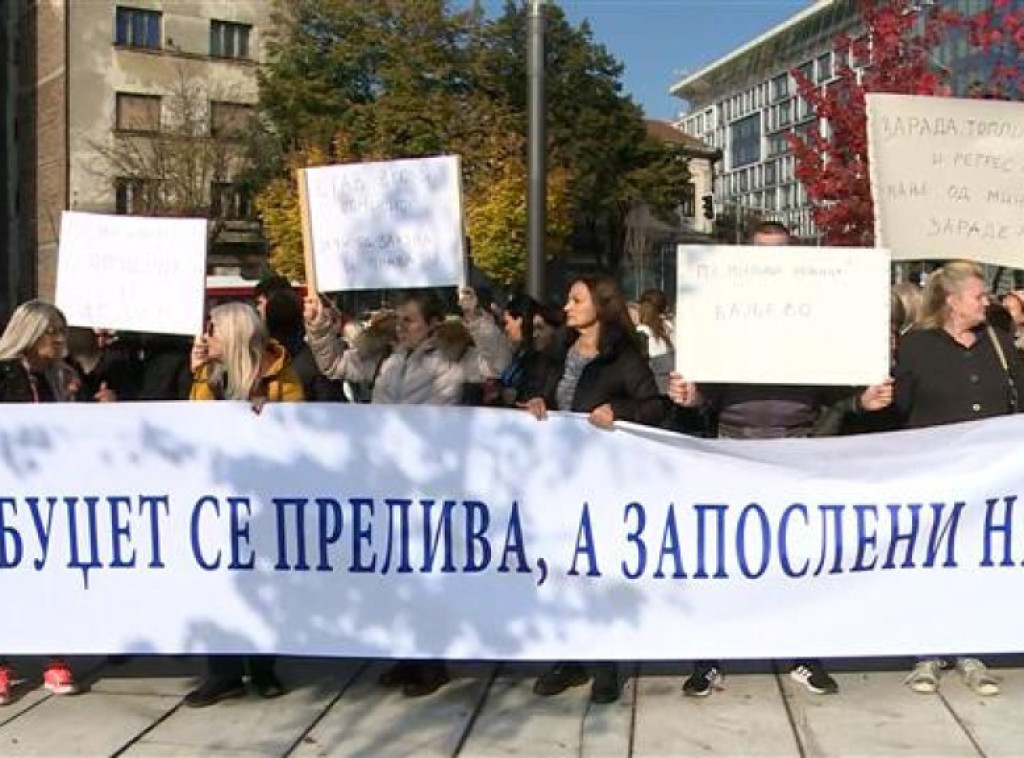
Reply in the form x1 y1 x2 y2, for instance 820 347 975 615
210 101 254 138
114 7 161 49
771 73 790 101
211 183 254 220
681 183 696 219
730 112 762 169
210 20 251 59
115 178 150 215
817 53 833 82
116 93 161 132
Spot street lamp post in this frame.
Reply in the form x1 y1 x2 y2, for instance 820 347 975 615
527 0 546 301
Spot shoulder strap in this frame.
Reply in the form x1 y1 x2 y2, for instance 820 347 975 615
986 325 1018 412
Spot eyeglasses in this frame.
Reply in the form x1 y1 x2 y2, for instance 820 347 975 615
43 325 67 338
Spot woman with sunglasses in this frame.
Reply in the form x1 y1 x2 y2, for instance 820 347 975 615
183 301 303 707
0 301 86 705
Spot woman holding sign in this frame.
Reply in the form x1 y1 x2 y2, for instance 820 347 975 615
895 261 1023 697
305 289 486 697
522 274 666 705
0 301 84 704
184 301 303 708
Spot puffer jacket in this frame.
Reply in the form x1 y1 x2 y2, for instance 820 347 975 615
307 318 481 405
190 339 304 402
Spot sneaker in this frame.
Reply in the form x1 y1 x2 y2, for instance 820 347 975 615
42 659 78 696
533 662 589 697
0 665 13 706
402 663 450 698
590 665 621 704
682 662 722 697
789 660 838 695
905 658 942 694
183 676 246 708
956 657 999 696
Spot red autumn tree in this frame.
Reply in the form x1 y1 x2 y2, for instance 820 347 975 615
789 0 1023 246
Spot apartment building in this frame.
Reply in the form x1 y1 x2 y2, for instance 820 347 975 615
670 0 1018 242
6 0 272 304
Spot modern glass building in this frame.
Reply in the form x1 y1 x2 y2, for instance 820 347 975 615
671 0 1021 241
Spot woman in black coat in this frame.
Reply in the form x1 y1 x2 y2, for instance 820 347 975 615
523 274 666 705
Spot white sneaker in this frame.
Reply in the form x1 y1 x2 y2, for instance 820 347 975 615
904 659 942 694
956 658 999 696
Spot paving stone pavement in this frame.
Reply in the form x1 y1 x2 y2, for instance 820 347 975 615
1 656 1021 756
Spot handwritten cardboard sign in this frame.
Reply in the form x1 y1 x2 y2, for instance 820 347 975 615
301 156 465 292
675 245 891 385
55 212 207 335
867 93 1024 267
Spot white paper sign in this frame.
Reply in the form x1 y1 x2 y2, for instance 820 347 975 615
867 93 1024 267
55 212 207 335
675 245 890 385
303 156 465 291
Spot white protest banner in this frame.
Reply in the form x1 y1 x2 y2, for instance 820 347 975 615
675 244 890 385
301 156 465 292
55 212 207 335
867 93 1024 267
2 403 1024 660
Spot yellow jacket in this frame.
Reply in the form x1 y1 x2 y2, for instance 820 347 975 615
190 339 304 402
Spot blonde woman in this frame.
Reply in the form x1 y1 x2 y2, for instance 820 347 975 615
892 281 923 335
0 301 84 704
896 261 1024 695
184 302 303 707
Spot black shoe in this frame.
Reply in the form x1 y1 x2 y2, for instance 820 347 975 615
789 660 838 694
682 661 722 697
402 664 450 698
533 662 589 697
378 661 418 687
184 677 246 708
590 666 621 704
252 672 285 699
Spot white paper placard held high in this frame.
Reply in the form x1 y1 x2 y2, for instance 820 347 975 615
867 93 1024 267
675 245 891 386
55 212 207 336
303 156 465 291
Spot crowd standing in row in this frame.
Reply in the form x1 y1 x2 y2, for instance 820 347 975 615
1 221 1021 708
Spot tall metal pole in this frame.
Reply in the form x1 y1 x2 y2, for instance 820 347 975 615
526 0 546 301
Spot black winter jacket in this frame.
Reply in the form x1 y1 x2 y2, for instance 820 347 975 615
529 326 666 427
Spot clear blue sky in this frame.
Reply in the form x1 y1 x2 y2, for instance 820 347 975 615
479 0 810 121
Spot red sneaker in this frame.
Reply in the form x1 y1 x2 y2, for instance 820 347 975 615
0 665 13 705
43 659 78 696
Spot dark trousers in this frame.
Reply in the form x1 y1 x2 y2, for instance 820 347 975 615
207 655 275 680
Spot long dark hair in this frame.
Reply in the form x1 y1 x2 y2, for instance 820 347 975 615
505 293 539 351
571 274 641 352
638 288 673 348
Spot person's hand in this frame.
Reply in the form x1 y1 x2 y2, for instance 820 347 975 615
589 403 615 429
93 381 117 403
667 372 697 406
303 295 323 326
860 378 894 411
458 287 480 319
520 396 548 420
190 336 209 373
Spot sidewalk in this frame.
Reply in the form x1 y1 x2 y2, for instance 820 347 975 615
1 656 1021 756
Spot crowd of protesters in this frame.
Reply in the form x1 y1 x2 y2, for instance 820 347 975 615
2 221 1022 708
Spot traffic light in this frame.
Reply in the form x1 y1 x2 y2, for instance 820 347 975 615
701 194 715 220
